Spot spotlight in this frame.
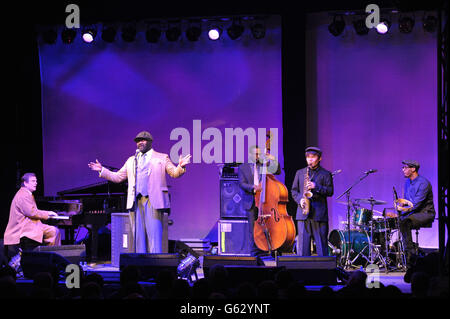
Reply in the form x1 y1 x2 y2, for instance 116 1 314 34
166 23 181 42
328 15 345 36
177 254 200 284
250 21 265 39
82 27 96 43
208 26 222 41
61 28 76 44
101 26 116 43
42 28 57 44
227 20 244 40
399 16 415 33
353 18 369 35
186 21 202 42
121 24 136 42
146 25 161 43
376 18 391 34
423 15 437 33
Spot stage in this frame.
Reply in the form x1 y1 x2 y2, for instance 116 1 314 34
15 255 412 295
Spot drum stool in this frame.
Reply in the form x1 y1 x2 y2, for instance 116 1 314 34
412 222 433 255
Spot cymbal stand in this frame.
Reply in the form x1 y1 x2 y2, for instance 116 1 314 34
337 171 372 270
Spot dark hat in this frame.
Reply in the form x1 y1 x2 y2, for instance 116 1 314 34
305 146 322 156
134 131 153 142
402 160 420 170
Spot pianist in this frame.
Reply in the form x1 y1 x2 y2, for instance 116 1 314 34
3 173 61 254
88 131 191 254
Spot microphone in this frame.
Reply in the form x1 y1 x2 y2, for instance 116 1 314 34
364 169 378 174
135 149 140 156
331 169 342 177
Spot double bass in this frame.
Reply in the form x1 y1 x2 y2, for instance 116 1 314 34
253 134 296 253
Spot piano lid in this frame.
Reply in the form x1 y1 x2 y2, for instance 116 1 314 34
57 181 127 197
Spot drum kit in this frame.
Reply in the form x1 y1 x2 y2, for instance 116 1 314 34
328 197 408 272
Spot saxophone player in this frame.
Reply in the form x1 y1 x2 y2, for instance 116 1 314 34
291 147 334 256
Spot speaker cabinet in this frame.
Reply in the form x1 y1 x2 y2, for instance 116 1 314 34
32 244 86 264
276 256 337 285
220 178 247 218
111 213 134 267
218 219 251 255
119 253 180 280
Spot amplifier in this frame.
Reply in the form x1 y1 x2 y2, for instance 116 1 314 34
111 212 133 267
218 219 251 255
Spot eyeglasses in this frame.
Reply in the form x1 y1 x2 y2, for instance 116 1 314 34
402 166 412 170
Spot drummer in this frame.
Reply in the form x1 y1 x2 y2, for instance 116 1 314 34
398 160 436 269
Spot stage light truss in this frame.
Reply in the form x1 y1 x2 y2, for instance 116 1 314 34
37 15 268 44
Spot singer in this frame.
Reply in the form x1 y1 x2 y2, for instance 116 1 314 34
88 131 191 253
291 147 334 256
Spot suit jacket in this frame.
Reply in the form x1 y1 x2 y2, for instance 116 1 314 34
100 149 185 210
238 161 281 211
3 187 51 245
291 166 333 222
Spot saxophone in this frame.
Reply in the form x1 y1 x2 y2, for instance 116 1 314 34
301 166 313 215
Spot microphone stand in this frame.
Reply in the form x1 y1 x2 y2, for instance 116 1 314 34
134 151 139 253
337 171 372 270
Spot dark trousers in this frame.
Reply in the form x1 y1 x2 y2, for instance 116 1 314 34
399 212 435 264
247 206 266 256
297 219 329 256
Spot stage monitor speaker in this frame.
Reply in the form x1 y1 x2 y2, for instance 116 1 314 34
218 219 251 255
206 265 284 288
220 178 247 218
32 244 86 264
21 251 72 279
203 255 262 278
276 256 337 285
119 253 180 281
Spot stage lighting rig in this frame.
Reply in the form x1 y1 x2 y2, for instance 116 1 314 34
166 22 181 42
250 20 266 39
227 20 245 40
121 24 137 42
61 28 76 44
208 26 222 41
82 26 97 43
399 16 415 33
423 15 437 33
101 25 117 43
186 20 202 42
376 18 391 34
353 18 369 35
328 15 345 36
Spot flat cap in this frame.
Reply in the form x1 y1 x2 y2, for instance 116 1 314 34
305 146 322 156
402 160 420 169
134 131 153 142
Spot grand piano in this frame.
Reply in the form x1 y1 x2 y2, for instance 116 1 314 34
36 180 127 262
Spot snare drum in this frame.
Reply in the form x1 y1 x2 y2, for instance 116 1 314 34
328 229 370 266
353 208 373 226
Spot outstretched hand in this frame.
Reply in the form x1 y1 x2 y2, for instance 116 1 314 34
88 159 103 172
179 154 192 168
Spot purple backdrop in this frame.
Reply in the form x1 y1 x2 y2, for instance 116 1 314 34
306 13 438 248
39 16 283 240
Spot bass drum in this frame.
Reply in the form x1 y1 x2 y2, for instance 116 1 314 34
328 229 370 267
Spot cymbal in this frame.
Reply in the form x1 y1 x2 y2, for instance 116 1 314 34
355 198 387 205
335 200 360 206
